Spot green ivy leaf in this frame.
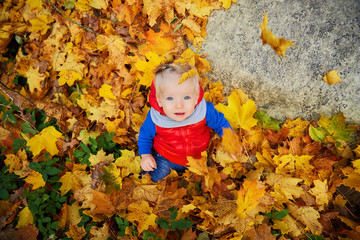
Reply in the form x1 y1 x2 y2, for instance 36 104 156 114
309 125 325 142
171 219 193 231
273 209 289 220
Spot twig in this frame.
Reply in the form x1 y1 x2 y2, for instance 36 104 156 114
0 81 70 132
45 0 100 35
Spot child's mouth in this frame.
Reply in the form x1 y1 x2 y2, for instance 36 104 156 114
175 113 185 116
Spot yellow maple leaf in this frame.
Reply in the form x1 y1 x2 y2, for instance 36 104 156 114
115 150 141 177
174 48 197 66
59 170 86 195
30 14 54 35
126 201 158 233
142 0 163 27
135 51 167 87
266 173 304 203
16 207 33 228
236 180 266 218
309 179 331 207
89 149 114 166
90 0 108 9
283 118 309 138
4 154 22 173
215 89 258 130
221 128 242 157
26 126 64 156
260 9 295 59
99 84 116 99
25 170 46 190
58 70 82 86
323 70 341 85
178 68 198 84
187 151 208 176
274 154 314 174
75 0 92 11
182 18 201 36
26 0 43 10
204 82 224 104
354 146 360 158
26 65 46 93
290 205 322 235
218 0 237 10
77 129 100 145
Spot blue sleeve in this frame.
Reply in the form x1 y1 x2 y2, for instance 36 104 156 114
138 111 156 155
205 101 232 136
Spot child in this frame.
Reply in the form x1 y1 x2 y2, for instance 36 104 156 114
138 63 231 182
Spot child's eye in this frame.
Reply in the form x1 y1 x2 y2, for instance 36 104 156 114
184 96 191 100
166 97 174 101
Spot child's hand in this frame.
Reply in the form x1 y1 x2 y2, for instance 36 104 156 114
141 154 157 171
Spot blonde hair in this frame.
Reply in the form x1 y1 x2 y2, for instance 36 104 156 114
154 63 200 99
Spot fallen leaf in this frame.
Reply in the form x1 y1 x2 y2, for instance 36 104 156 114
323 70 341 85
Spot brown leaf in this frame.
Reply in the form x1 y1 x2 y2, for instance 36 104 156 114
247 224 276 240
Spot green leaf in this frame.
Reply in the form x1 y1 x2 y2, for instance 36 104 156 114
171 219 193 230
273 209 289 220
21 122 37 135
156 217 170 230
168 207 178 220
47 167 61 176
0 187 9 200
13 138 26 153
254 110 282 131
80 142 90 154
309 125 325 142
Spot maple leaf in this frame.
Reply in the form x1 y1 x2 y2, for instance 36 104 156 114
266 173 304 203
91 190 116 217
274 154 314 175
26 65 46 93
90 0 108 9
90 223 110 240
59 164 87 195
246 224 276 240
24 170 46 190
30 14 54 35
218 0 237 10
101 162 123 192
309 179 331 208
126 201 158 233
16 207 33 229
26 0 43 10
260 9 295 59
323 70 341 85
115 149 141 177
77 129 100 145
99 84 116 99
236 180 266 218
282 118 309 138
58 70 82 86
66 224 87 240
135 51 167 87
204 82 224 104
178 68 198 84
288 204 322 235
89 149 114 166
221 128 242 157
26 126 64 156
254 110 282 131
215 89 258 130
187 151 208 176
141 25 177 55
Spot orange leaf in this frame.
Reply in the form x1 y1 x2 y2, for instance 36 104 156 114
236 180 266 218
260 9 295 58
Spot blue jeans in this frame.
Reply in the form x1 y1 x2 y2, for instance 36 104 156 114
142 151 187 182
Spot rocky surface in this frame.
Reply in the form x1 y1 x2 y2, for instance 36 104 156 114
202 0 360 124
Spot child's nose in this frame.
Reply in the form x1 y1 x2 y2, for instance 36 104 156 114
175 100 184 108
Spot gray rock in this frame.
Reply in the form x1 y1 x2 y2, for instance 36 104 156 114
202 0 360 124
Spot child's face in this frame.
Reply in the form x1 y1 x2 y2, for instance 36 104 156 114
157 73 198 121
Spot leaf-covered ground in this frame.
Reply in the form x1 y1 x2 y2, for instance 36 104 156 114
1 0 360 239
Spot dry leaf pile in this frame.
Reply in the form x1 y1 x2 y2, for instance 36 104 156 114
1 0 359 239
